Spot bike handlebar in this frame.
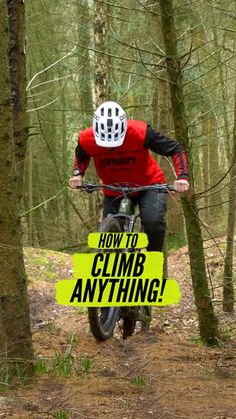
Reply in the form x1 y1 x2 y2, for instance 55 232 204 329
76 182 176 193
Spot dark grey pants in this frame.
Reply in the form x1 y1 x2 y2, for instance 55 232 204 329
103 190 167 251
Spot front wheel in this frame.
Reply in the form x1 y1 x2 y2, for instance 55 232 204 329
88 215 121 341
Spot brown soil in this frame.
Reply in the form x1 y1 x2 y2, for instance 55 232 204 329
0 244 235 419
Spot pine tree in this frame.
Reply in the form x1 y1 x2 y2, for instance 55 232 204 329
0 0 34 378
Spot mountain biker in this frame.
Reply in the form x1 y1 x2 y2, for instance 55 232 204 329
69 101 189 252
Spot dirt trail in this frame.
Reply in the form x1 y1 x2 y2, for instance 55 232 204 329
0 246 235 418
2 328 236 418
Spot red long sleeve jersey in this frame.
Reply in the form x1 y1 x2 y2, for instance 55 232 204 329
74 120 188 196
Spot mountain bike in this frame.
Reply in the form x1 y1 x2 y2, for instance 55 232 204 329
77 182 175 341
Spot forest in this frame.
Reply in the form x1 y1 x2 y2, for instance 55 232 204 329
0 0 235 418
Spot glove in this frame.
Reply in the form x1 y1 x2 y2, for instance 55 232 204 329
174 179 189 193
68 175 83 189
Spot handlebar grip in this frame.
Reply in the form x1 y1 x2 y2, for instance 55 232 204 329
76 182 97 193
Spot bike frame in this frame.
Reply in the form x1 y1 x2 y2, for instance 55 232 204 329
75 182 175 340
79 182 175 232
113 205 138 233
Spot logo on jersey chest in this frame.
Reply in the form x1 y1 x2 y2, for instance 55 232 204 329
99 156 136 168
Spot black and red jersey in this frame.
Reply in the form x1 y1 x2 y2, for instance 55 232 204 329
74 120 188 196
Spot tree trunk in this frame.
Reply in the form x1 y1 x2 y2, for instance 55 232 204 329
34 162 47 247
94 0 109 106
61 87 72 242
223 83 236 313
7 0 28 195
79 1 94 121
0 2 34 377
28 138 34 246
159 0 219 344
201 115 210 219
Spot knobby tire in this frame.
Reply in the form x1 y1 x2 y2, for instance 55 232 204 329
88 215 121 341
88 215 152 340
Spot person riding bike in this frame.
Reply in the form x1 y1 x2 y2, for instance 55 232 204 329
69 101 189 252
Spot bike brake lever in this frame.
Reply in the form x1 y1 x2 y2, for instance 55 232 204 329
83 182 97 193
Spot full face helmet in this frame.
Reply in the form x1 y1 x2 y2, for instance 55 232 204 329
93 101 128 147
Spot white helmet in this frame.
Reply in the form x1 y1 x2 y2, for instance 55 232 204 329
93 101 127 147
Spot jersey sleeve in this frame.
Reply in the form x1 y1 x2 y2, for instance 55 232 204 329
144 125 189 179
73 136 91 175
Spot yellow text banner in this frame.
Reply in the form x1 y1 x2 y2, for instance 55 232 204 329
56 251 181 307
87 232 148 249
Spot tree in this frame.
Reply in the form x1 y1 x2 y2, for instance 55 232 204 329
223 82 236 312
94 0 109 106
7 0 28 195
0 1 34 377
159 0 219 345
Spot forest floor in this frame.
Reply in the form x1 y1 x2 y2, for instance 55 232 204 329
0 240 236 418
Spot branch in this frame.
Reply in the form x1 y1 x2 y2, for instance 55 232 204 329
118 75 144 101
28 88 56 98
193 211 226 261
26 46 76 90
27 74 75 91
182 50 218 73
113 37 165 59
93 0 161 15
180 41 193 70
188 105 219 128
195 153 236 199
75 42 164 67
150 40 166 57
184 64 218 86
213 26 236 33
177 24 202 42
196 174 236 201
199 45 236 72
20 187 66 218
136 0 161 16
207 4 236 17
133 40 163 80
198 197 236 211
173 0 201 11
132 41 175 84
27 96 59 112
